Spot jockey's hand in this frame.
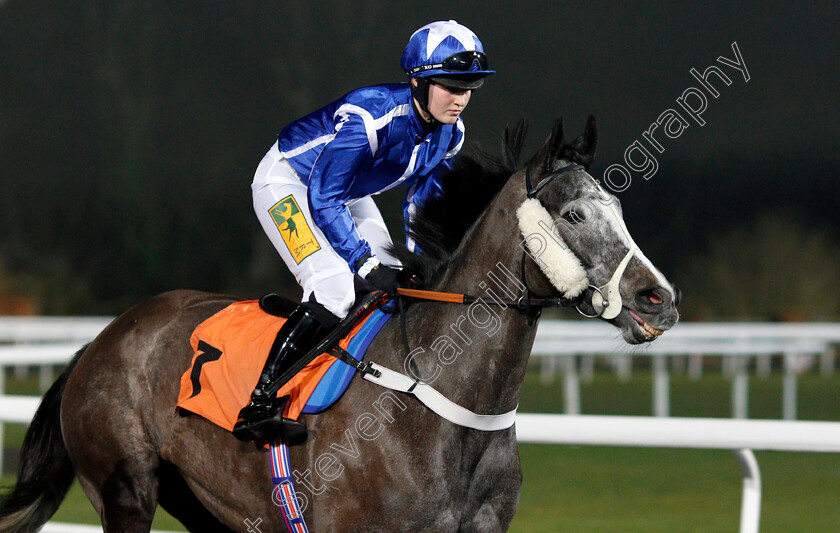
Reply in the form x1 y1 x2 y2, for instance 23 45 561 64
357 255 401 296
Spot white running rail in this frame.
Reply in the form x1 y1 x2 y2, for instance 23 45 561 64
515 414 840 533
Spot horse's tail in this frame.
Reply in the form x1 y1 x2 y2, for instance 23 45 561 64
0 345 86 533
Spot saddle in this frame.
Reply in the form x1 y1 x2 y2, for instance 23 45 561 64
176 293 392 440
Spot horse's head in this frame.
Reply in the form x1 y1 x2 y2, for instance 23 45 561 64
518 116 680 343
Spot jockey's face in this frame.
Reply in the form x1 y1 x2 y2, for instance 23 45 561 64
428 82 471 124
413 79 472 125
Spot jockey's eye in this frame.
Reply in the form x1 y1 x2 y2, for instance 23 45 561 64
562 209 586 224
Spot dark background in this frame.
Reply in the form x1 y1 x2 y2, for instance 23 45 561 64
1 1 838 319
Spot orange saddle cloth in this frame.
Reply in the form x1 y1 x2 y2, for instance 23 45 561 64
176 299 388 431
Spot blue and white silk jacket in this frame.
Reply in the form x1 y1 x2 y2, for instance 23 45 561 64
276 83 464 271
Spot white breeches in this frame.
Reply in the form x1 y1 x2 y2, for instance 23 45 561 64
252 146 399 319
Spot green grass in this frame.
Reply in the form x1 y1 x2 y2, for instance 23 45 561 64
2 367 840 531
510 370 840 532
510 446 840 532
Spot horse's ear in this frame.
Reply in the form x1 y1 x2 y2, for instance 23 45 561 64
567 114 598 170
537 116 565 171
502 118 528 170
582 114 598 157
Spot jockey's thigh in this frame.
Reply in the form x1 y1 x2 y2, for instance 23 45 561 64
252 153 355 319
346 197 402 268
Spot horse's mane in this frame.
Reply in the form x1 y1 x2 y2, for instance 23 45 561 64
390 116 597 286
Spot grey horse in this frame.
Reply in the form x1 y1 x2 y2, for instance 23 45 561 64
0 117 679 532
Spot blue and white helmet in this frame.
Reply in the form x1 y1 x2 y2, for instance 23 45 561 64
401 20 495 90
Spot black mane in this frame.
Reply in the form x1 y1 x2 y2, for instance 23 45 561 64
390 116 597 286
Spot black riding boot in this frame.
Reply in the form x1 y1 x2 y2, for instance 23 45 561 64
232 304 331 443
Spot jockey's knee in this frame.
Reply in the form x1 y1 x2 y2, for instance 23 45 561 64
301 299 341 329
304 272 356 320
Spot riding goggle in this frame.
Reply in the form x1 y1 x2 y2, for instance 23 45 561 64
405 51 489 76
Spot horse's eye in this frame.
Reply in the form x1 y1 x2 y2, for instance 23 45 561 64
562 209 586 224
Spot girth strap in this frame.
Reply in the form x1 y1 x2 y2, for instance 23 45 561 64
360 362 517 431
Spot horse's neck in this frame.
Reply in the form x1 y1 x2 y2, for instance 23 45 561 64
415 174 537 412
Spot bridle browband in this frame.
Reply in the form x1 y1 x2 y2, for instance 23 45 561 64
525 163 585 199
396 163 589 325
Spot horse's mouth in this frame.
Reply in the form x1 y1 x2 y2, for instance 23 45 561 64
627 309 664 339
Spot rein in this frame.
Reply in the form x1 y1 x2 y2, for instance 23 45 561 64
394 287 574 311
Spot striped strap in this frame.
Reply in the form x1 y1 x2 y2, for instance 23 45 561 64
269 441 309 533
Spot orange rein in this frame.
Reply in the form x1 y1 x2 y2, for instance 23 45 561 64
395 288 469 304
394 286 572 312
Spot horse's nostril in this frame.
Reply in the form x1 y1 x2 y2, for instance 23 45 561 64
673 285 682 307
648 291 663 305
638 288 673 307
637 289 665 307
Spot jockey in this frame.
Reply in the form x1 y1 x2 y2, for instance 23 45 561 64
234 20 495 442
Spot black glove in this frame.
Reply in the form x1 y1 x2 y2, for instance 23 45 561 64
356 254 401 296
365 264 402 296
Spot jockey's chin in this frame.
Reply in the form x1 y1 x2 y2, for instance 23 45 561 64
434 111 462 124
